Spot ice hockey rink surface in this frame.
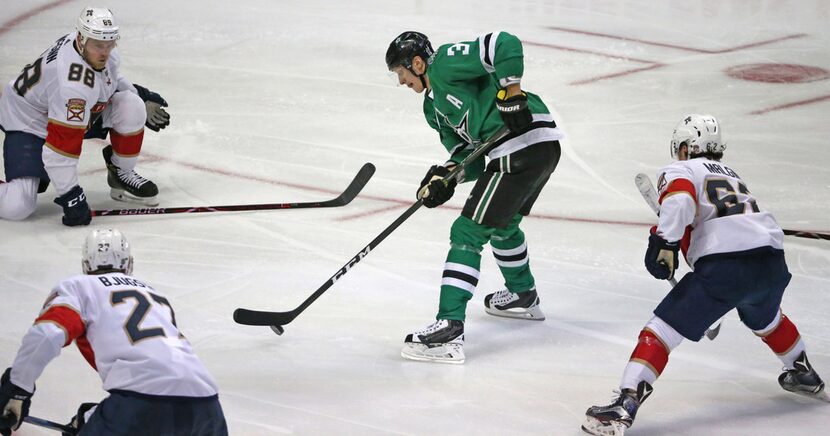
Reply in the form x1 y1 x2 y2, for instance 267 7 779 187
1 1 828 434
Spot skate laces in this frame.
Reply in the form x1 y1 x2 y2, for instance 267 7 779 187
416 320 447 335
491 289 519 306
117 168 150 188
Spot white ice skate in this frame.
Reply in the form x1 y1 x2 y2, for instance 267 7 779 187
484 289 545 320
401 319 465 364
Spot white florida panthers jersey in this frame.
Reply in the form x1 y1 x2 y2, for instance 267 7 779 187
0 32 135 194
9 273 218 398
655 157 784 266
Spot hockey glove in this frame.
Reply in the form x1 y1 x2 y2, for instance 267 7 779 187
417 164 457 208
644 230 679 280
0 368 34 436
63 402 97 436
496 89 532 133
54 185 92 227
133 84 170 132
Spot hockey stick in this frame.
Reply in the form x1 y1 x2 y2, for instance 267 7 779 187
91 163 376 217
635 173 721 340
234 128 512 334
782 229 830 241
24 415 77 434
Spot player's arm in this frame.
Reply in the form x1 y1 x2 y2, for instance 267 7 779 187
0 285 85 433
485 32 532 133
42 83 92 226
656 170 697 242
645 167 696 280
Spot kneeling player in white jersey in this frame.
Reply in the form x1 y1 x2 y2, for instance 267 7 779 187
0 7 171 226
0 229 227 436
582 115 827 436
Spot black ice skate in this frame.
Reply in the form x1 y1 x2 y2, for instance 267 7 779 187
484 288 545 320
401 319 465 364
778 351 829 402
103 145 159 206
582 381 653 436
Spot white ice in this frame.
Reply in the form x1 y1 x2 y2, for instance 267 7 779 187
1 1 829 435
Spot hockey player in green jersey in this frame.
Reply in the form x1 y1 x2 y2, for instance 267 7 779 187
386 31 564 364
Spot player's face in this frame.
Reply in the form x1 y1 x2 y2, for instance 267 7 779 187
391 66 425 93
83 38 117 70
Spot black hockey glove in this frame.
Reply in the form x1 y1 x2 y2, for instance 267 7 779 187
495 89 532 133
54 185 92 227
62 402 97 436
133 84 170 132
417 164 457 208
0 368 34 436
644 231 679 280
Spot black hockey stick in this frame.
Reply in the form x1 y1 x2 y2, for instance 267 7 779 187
635 173 721 340
234 128 511 333
782 229 830 241
91 163 376 217
24 415 77 434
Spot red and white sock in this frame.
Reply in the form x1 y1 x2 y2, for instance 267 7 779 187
754 310 805 369
620 316 684 390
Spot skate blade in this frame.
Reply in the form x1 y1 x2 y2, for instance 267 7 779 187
110 189 159 207
484 304 545 321
581 417 627 436
792 387 830 403
401 343 464 364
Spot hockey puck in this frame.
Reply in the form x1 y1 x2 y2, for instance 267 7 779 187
270 325 284 335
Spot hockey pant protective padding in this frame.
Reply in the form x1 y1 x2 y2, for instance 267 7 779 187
461 140 560 228
654 248 790 341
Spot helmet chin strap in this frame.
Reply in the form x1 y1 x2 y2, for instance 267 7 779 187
416 71 427 90
407 59 429 90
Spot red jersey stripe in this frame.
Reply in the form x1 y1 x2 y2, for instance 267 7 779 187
35 305 85 346
659 178 696 204
45 120 85 157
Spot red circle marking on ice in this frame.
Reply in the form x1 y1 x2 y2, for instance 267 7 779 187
725 63 830 83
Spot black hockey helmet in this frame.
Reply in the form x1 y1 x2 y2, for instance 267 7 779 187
386 31 434 71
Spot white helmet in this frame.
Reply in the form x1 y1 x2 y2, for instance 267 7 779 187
670 114 724 159
76 7 119 44
82 228 133 275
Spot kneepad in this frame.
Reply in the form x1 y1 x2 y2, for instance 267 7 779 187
103 91 146 134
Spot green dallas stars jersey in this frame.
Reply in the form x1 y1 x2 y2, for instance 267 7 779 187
422 31 563 179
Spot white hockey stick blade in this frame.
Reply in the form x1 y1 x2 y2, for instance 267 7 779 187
634 173 661 215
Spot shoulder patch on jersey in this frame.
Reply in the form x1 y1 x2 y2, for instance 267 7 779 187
66 98 86 122
657 172 668 193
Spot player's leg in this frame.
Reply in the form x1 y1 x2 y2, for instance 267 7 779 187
583 267 733 435
468 141 559 320
401 215 492 364
486 213 544 320
1 131 49 220
100 91 158 206
187 397 229 436
736 249 827 401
